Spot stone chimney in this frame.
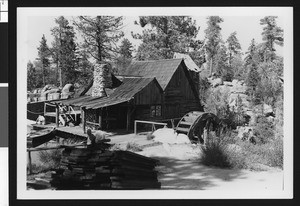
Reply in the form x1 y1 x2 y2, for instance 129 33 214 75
92 64 112 97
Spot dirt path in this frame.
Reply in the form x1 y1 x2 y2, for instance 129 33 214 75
138 144 283 190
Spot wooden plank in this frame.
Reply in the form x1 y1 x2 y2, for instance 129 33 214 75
113 151 159 164
179 121 193 126
176 127 189 133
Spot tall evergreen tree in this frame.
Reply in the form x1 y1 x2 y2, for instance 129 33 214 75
226 31 241 67
133 16 204 62
27 61 42 91
75 49 94 86
244 39 259 67
74 16 124 64
115 38 133 74
119 38 133 59
51 16 77 86
36 35 51 86
260 16 284 62
204 16 224 76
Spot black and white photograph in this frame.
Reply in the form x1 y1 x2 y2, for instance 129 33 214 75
17 7 293 199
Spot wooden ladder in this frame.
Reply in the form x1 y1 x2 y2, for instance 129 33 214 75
59 105 75 126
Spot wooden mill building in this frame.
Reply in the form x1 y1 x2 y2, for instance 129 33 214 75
50 58 203 131
118 58 203 119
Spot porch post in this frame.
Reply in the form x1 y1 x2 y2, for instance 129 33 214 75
82 107 86 134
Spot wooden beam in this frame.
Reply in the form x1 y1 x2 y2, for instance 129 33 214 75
55 104 59 128
126 107 130 131
82 107 86 134
28 151 32 174
99 108 102 130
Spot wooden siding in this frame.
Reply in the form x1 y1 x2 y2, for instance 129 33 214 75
164 64 202 119
134 80 162 105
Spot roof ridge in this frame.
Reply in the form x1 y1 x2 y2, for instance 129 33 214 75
133 58 183 63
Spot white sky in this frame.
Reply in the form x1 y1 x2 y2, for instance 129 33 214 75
27 15 284 62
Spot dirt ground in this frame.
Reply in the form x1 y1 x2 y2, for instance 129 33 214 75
136 144 283 190
27 129 283 190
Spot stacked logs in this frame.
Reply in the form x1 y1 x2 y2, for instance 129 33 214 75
50 146 160 190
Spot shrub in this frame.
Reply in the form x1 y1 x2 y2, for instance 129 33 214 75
200 133 246 169
253 116 274 144
235 137 283 169
199 131 283 170
200 137 231 168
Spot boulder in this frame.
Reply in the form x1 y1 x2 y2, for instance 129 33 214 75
236 126 254 140
223 81 233 86
41 84 56 94
210 78 223 87
263 104 273 115
61 84 75 94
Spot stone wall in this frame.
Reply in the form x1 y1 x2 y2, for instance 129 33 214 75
92 64 112 97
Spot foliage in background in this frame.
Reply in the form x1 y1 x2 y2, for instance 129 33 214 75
260 16 284 62
27 61 43 91
204 88 245 129
255 59 283 106
133 16 205 66
204 16 224 76
74 49 94 87
231 54 246 81
36 35 51 86
253 116 275 144
74 16 124 63
226 32 242 67
114 38 134 74
51 16 77 86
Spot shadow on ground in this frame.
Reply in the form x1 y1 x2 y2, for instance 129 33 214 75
150 156 248 190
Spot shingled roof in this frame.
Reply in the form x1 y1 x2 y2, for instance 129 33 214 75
56 77 162 109
118 59 184 90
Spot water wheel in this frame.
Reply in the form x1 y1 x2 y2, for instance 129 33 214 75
176 111 220 144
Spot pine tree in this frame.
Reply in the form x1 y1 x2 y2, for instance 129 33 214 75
74 16 124 64
51 16 77 86
260 16 284 62
75 49 94 86
115 38 133 74
133 16 204 62
213 43 231 80
246 62 260 103
204 16 224 76
226 31 241 67
27 61 40 91
244 39 258 67
36 35 51 86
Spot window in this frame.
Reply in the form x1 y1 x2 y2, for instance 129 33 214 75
150 105 161 117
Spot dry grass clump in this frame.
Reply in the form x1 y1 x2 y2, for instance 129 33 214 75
200 133 246 169
126 142 143 152
200 132 283 170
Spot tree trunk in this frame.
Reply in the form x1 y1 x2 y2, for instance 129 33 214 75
210 57 213 76
42 66 45 86
56 61 59 86
59 66 62 87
